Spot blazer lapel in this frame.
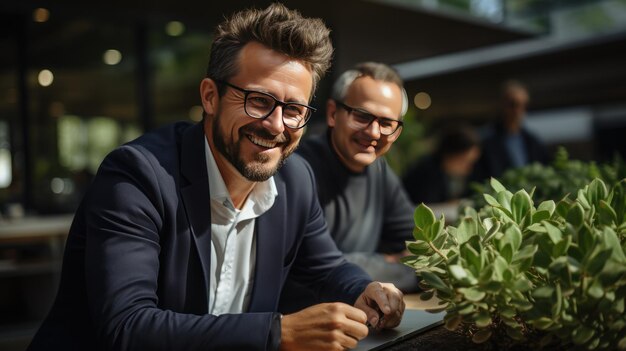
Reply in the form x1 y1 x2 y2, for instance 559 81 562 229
248 174 286 312
179 123 212 309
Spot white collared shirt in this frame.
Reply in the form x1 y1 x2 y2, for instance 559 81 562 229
204 138 277 315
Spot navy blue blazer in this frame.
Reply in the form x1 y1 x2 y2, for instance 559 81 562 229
29 122 371 351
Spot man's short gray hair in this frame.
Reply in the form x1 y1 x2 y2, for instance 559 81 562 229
331 62 408 117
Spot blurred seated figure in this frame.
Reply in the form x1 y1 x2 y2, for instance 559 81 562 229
472 80 550 181
403 124 480 204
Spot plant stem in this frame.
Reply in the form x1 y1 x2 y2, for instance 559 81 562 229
429 240 448 262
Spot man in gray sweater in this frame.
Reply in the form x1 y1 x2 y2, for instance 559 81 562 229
280 62 418 313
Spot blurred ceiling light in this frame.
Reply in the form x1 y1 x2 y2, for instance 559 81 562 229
166 21 186 36
103 49 122 65
414 92 432 110
38 69 54 87
189 105 204 122
33 8 50 23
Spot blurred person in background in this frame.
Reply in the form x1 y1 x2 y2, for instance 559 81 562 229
403 124 481 204
280 62 419 315
472 80 550 181
28 5 405 351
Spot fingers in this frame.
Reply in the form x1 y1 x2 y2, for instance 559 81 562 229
356 282 405 329
280 303 369 351
378 283 404 328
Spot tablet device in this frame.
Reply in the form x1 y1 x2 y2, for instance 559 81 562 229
354 309 445 350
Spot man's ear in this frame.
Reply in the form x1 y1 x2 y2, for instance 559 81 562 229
326 99 337 128
200 78 219 116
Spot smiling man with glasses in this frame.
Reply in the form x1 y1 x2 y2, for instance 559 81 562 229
281 63 420 313
29 5 405 351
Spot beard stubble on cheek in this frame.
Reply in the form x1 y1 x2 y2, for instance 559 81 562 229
212 112 298 182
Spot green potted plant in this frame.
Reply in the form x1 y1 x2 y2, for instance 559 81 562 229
403 177 626 350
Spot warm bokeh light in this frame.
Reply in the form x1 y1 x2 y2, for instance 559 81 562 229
103 49 122 65
33 8 50 23
38 69 54 87
189 105 204 122
166 21 185 37
414 92 432 110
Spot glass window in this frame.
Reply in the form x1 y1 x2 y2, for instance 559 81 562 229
151 20 212 126
27 14 140 213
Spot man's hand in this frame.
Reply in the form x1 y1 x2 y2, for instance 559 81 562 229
354 282 405 329
280 303 369 351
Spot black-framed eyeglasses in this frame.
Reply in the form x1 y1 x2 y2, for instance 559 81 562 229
215 80 315 129
335 101 403 136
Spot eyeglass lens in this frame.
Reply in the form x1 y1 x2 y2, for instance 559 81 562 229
346 109 400 135
245 92 309 129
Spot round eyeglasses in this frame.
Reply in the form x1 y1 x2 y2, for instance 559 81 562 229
215 80 315 129
335 100 403 136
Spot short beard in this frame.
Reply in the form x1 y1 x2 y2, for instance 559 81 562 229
212 115 297 182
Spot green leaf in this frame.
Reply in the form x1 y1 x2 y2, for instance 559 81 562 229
414 204 436 235
512 277 533 292
492 256 508 282
556 198 572 219
449 265 468 281
500 244 513 263
497 191 513 213
537 200 556 216
420 271 451 294
430 218 445 240
500 307 516 319
419 289 434 301
577 189 591 209
472 329 492 344
475 310 492 328
617 336 626 350
512 244 537 270
602 227 626 262
456 217 478 245
458 287 486 302
457 303 475 315
543 221 563 244
511 189 532 223
532 210 551 224
444 314 462 331
484 193 500 207
551 283 562 319
578 226 595 254
407 241 431 256
532 317 554 329
586 248 613 275
490 177 506 193
572 325 594 345
533 286 554 299
461 244 482 273
586 178 608 207
505 224 522 251
552 235 571 258
598 199 617 225
567 203 585 229
412 226 427 242
482 219 500 243
587 280 604 299
612 180 626 225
